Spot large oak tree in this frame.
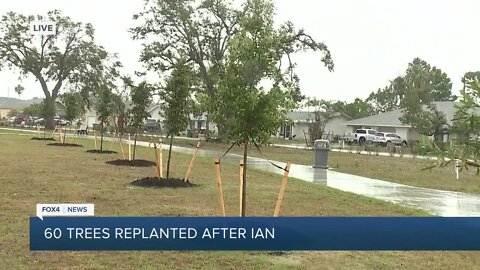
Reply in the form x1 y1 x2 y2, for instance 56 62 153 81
0 10 121 129
131 0 333 140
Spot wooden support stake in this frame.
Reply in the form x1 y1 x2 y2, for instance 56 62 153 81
273 162 291 217
128 133 132 161
159 142 163 178
148 136 153 148
58 125 63 144
184 141 201 182
70 127 77 144
51 126 57 138
154 143 161 179
214 158 226 217
94 129 98 150
119 135 125 160
108 133 115 151
239 160 244 217
455 159 460 180
36 124 40 137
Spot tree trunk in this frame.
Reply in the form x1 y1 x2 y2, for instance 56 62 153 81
166 134 174 179
241 137 248 217
205 115 210 141
100 122 104 151
133 131 138 160
44 97 56 130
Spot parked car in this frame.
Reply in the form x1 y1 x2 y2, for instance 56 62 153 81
34 118 45 125
376 132 407 146
355 128 378 145
144 118 161 133
54 118 70 126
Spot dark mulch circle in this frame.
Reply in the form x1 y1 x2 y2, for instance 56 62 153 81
106 159 156 167
86 149 118 154
47 143 83 147
267 251 290 256
130 177 195 188
31 137 56 141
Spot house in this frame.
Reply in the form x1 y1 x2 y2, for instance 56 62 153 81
0 97 43 118
343 101 478 142
278 111 351 140
146 104 217 136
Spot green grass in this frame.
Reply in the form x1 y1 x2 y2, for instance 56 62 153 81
1 132 480 269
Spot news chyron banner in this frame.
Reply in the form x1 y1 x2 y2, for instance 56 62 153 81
31 203 480 250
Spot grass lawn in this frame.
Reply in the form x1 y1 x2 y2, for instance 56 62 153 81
168 139 480 194
1 132 480 269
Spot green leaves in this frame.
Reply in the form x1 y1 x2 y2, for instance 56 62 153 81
133 0 333 140
60 92 86 122
129 81 153 130
160 60 195 137
0 10 121 128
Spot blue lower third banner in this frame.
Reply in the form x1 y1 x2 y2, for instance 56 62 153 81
30 217 480 251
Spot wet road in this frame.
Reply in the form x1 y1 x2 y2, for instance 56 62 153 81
141 142 480 217
3 128 480 216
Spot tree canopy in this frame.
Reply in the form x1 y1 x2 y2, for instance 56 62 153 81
0 10 121 128
131 0 333 139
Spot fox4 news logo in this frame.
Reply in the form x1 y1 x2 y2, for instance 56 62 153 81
30 20 56 36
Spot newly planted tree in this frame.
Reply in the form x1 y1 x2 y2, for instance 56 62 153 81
60 92 86 142
0 10 121 129
129 81 152 160
216 0 334 216
161 60 195 179
305 98 342 143
94 86 114 151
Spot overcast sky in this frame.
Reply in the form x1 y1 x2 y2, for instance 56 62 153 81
1 0 479 102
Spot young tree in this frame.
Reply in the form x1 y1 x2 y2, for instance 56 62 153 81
93 86 114 151
305 99 341 143
14 84 24 99
61 92 86 124
111 92 128 136
215 0 334 216
161 60 195 179
129 81 152 160
60 92 86 141
0 10 121 129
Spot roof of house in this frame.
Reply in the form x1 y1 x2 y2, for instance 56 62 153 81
0 97 43 109
287 111 351 123
344 101 477 128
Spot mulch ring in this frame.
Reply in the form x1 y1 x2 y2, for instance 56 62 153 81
47 143 83 147
106 159 156 167
31 137 56 141
130 177 195 188
86 150 118 154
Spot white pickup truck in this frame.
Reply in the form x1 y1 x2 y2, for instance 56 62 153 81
354 128 378 144
340 128 379 145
